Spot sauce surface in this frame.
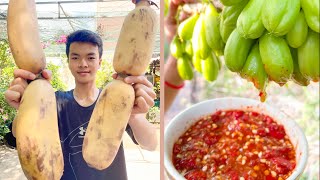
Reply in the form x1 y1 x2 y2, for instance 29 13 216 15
172 110 296 180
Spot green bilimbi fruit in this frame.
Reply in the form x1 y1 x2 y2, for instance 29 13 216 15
192 54 202 73
290 48 310 86
237 0 265 39
177 54 194 80
201 52 220 82
192 14 211 59
224 29 255 72
204 3 224 52
298 29 319 82
259 33 293 85
301 0 319 33
220 0 243 6
185 40 193 57
240 43 268 102
170 35 184 59
286 10 309 48
220 1 248 43
178 13 200 40
262 0 300 36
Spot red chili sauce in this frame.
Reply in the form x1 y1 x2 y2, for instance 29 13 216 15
172 110 296 180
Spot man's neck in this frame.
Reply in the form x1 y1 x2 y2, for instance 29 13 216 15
73 82 99 107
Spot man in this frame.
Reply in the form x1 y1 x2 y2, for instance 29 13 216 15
4 30 157 180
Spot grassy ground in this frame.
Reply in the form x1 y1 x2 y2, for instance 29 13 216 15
165 60 319 179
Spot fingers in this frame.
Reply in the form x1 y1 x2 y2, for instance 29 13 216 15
13 69 36 80
9 84 25 96
41 69 52 81
10 77 28 89
112 73 118 80
124 76 153 88
4 89 21 109
135 87 155 107
133 84 157 100
132 96 149 114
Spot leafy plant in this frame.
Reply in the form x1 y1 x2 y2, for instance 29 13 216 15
0 40 16 141
146 106 160 124
47 62 67 91
96 60 115 89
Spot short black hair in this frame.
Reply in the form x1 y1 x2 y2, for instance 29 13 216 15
66 30 103 59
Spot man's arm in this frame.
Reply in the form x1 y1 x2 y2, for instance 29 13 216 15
128 114 158 151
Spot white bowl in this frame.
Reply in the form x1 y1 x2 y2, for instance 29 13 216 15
164 97 308 180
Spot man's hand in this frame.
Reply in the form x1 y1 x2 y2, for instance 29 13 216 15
4 69 52 109
113 74 156 114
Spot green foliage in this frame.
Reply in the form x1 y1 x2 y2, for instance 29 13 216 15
0 40 16 141
96 60 115 88
146 106 160 124
153 81 160 99
46 62 67 91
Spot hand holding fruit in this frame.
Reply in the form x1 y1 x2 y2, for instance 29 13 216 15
4 69 52 109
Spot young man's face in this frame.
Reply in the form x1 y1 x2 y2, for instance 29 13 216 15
68 42 102 84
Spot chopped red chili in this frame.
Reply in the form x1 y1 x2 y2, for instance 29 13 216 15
172 110 296 180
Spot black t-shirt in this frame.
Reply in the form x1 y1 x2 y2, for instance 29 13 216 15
6 90 138 180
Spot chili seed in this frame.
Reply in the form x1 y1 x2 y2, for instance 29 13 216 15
187 137 192 141
231 132 236 138
212 123 218 129
265 128 270 133
258 152 262 158
176 154 182 158
242 159 246 165
242 156 247 160
252 129 258 134
226 131 230 136
264 170 270 175
253 165 260 171
271 171 277 177
202 165 208 172
240 177 245 180
252 172 258 177
260 159 266 163
219 165 225 169
278 177 284 180
236 155 242 161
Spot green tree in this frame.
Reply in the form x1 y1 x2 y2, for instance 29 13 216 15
47 62 67 91
0 40 16 141
96 60 115 88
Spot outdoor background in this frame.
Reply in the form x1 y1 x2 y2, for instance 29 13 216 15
163 1 319 180
0 0 160 179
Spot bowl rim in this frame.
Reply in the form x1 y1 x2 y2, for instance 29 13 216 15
164 97 309 180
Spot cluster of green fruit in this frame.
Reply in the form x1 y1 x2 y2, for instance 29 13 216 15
170 3 223 83
171 0 319 101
